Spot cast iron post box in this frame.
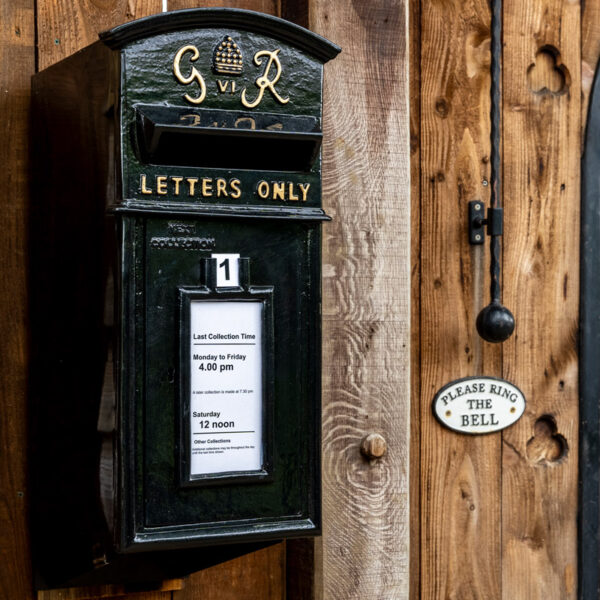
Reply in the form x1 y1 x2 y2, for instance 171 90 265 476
30 9 339 588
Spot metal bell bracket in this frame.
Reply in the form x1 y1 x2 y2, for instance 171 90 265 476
468 202 503 245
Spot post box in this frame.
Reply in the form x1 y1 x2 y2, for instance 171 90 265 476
30 8 339 588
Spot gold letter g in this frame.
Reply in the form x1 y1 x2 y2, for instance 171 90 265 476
173 45 206 105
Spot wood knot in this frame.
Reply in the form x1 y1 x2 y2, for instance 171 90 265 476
435 97 450 118
360 433 387 459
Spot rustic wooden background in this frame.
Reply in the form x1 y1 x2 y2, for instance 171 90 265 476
410 0 600 597
2 0 599 598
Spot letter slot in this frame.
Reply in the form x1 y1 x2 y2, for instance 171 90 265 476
136 105 323 171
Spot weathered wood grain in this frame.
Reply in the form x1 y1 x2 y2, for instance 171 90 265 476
173 544 285 600
419 0 503 597
409 0 421 597
502 1 580 598
309 0 411 597
0 2 36 599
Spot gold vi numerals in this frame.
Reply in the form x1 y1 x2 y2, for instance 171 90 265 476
172 39 289 108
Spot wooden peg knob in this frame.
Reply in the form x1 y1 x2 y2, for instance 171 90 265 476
360 433 387 459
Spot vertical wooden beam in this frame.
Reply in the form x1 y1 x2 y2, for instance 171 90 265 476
419 0 503 597
502 1 580 598
309 1 411 598
0 1 36 598
409 0 421 597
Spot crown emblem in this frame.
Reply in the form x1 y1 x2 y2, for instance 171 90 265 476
213 36 243 76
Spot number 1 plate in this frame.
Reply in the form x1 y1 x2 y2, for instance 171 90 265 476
211 253 240 287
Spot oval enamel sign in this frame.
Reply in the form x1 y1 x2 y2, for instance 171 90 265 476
432 376 526 435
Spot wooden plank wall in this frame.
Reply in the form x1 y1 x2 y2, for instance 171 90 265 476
413 0 598 599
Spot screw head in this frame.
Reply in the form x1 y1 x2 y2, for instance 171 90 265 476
474 203 481 210
475 234 482 241
360 433 387 459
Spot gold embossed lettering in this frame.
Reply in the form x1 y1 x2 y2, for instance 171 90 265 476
186 177 198 196
216 179 228 197
216 80 238 95
257 181 269 198
173 45 206 105
298 183 310 201
171 177 183 195
272 182 285 200
202 178 213 197
156 176 168 195
288 183 299 201
230 179 242 198
180 114 201 126
241 49 289 108
140 174 153 195
235 117 256 130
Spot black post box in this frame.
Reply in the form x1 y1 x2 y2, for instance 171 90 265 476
30 9 339 588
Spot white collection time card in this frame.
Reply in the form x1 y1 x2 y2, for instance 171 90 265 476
188 300 263 476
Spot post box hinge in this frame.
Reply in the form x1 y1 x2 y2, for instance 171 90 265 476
469 201 503 245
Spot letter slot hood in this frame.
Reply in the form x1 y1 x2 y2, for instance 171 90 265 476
136 105 322 171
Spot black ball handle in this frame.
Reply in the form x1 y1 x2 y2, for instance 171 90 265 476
476 300 515 343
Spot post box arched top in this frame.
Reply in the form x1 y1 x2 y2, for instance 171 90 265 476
100 8 341 63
